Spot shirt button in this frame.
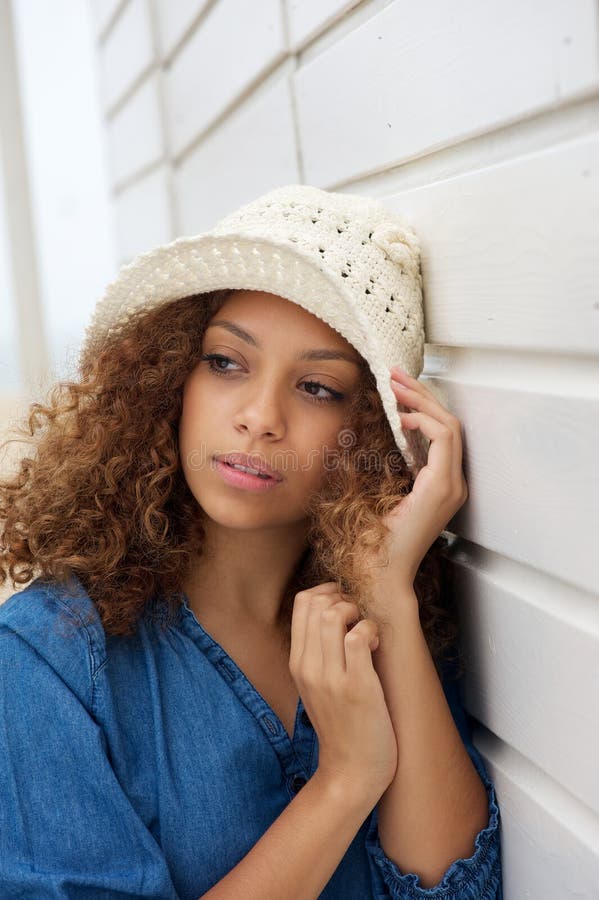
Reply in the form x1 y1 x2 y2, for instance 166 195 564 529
291 774 307 793
301 709 312 728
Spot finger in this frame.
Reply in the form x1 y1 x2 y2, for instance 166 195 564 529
390 368 447 409
303 582 340 595
344 619 380 673
399 410 460 486
390 379 458 432
391 372 465 469
303 592 346 672
290 584 344 668
290 592 312 671
320 601 360 674
391 377 465 485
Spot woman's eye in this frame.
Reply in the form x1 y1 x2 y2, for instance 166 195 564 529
199 353 344 405
200 353 239 374
301 381 344 404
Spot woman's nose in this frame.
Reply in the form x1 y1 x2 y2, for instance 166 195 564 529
233 387 286 438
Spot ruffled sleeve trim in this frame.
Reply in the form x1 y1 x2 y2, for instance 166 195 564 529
365 747 502 898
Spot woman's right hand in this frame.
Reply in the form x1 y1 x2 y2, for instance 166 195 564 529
289 583 398 802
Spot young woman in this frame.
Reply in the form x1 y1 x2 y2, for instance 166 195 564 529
0 184 502 898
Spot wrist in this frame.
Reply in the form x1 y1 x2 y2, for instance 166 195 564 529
366 580 419 631
312 767 382 812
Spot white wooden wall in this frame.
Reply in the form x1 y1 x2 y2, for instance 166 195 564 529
86 0 599 894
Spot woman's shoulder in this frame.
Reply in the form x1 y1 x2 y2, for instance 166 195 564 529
0 575 106 708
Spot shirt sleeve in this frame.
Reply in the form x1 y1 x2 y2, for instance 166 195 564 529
0 625 181 899
364 664 502 899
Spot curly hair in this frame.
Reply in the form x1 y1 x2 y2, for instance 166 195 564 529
0 288 464 681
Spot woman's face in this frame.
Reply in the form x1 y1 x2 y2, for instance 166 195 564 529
178 289 364 530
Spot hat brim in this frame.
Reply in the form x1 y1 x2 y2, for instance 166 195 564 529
81 232 428 477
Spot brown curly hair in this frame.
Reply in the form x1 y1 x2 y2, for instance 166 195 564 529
0 288 464 681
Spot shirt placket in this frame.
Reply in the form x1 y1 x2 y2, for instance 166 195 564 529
178 600 317 798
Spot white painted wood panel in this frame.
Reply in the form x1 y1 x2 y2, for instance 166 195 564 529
100 0 155 113
451 551 599 815
163 0 286 159
286 0 359 50
383 134 599 355
153 0 211 59
293 0 599 186
107 71 165 186
113 164 172 263
438 378 598 593
88 0 123 40
475 731 599 897
174 68 299 234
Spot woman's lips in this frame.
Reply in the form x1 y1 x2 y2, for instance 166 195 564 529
213 458 284 492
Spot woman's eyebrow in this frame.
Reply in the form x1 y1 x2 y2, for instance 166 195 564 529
205 319 363 365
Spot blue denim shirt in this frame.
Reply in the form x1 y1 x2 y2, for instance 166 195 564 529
0 575 502 898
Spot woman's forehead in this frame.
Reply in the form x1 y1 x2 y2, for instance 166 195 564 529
210 289 360 356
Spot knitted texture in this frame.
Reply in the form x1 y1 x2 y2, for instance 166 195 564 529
80 183 429 476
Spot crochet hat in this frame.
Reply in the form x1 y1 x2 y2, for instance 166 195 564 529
80 183 429 476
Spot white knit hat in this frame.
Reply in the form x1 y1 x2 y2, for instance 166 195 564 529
80 183 429 476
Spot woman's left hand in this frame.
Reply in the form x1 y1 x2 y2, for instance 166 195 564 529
366 366 469 596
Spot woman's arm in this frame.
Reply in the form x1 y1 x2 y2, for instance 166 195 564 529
0 626 181 899
200 770 377 900
369 584 502 895
203 583 398 899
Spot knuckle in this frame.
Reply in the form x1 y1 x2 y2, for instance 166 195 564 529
321 607 339 623
296 583 336 601
346 618 378 642
345 626 366 645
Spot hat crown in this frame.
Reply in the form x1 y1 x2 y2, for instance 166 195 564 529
210 183 425 378
80 183 428 475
